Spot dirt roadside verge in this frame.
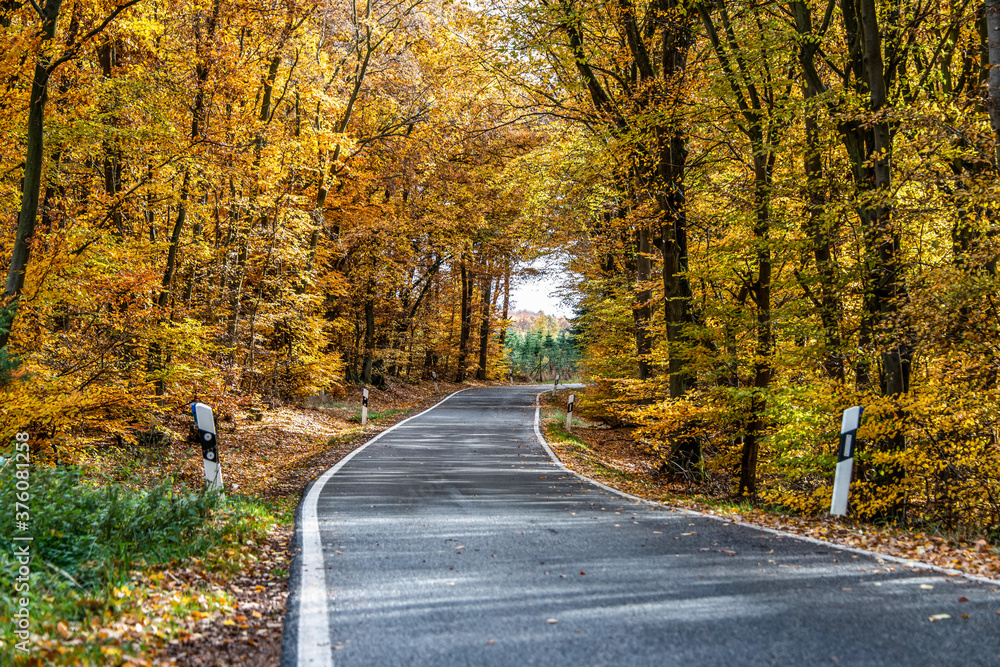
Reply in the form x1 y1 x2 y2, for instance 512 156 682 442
538 388 1000 585
150 380 493 666
42 380 493 667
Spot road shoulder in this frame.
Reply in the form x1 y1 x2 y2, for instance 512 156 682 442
535 389 1000 586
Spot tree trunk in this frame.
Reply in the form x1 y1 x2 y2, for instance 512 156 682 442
0 0 63 352
499 261 510 348
455 256 471 382
633 226 653 380
659 0 696 400
362 276 375 384
987 0 1000 169
803 101 845 382
155 0 218 312
739 146 775 498
99 39 125 236
659 130 694 398
476 273 493 380
157 171 190 309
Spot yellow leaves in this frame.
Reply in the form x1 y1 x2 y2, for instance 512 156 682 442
100 645 123 659
55 621 71 639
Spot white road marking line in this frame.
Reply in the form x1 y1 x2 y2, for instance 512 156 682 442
531 391 1000 587
296 388 471 667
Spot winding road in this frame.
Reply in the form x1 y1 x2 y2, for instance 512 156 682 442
281 386 1000 666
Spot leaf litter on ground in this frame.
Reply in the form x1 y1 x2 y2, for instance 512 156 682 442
52 378 483 666
539 391 1000 584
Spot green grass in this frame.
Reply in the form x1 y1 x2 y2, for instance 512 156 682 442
544 411 588 442
581 458 634 482
347 408 408 424
0 465 283 661
0 466 221 590
545 421 634 483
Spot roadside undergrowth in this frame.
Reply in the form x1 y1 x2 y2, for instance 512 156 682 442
2 378 474 665
541 388 1000 583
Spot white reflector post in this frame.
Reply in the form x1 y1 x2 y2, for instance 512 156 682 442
191 402 224 491
830 405 863 516
431 371 438 393
361 388 369 426
553 373 560 395
566 393 575 433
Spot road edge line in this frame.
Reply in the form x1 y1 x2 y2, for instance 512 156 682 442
532 391 1000 587
285 387 472 667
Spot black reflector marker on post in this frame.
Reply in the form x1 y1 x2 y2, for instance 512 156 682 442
566 393 575 432
191 402 224 491
830 405 863 517
362 388 369 426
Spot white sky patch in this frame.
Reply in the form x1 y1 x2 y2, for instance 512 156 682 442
510 259 574 318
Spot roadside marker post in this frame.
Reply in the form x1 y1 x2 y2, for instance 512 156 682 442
566 393 575 432
830 405 863 517
509 370 514 385
191 402 224 491
553 373 560 395
431 371 438 393
361 388 369 427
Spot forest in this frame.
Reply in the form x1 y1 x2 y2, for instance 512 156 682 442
504 310 579 380
3 0 1000 536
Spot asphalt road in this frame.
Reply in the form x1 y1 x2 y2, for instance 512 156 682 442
282 386 1000 666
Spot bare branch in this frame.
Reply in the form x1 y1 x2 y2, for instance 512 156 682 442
47 0 144 73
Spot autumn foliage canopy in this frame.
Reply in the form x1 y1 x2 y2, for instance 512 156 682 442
3 0 1000 535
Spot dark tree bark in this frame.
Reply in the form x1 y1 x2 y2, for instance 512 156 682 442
0 0 64 352
792 0 845 382
476 272 493 380
633 226 653 381
657 0 696 400
157 0 219 310
148 0 220 393
802 107 844 382
455 256 472 382
98 39 124 236
739 144 776 498
499 261 510 348
362 275 375 384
